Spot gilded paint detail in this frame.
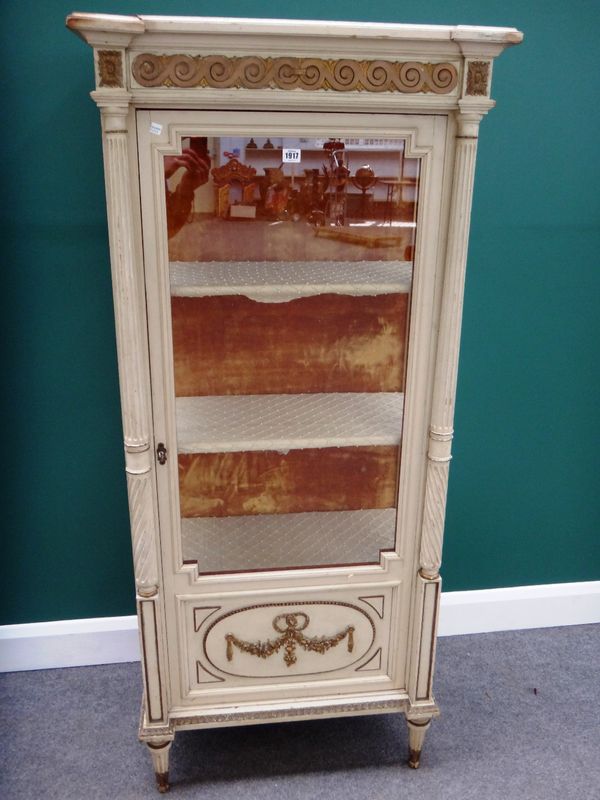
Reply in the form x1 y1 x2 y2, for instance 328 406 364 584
466 61 490 96
225 612 354 667
98 50 123 88
170 698 409 727
132 54 458 94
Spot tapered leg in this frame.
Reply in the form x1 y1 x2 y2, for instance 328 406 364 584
147 737 173 793
406 716 432 769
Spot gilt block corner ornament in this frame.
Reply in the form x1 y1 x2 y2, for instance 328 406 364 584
98 50 124 88
466 61 490 96
132 54 458 94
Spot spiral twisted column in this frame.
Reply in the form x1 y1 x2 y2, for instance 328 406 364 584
419 112 482 579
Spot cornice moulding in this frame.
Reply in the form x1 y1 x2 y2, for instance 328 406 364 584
67 12 144 35
66 13 523 54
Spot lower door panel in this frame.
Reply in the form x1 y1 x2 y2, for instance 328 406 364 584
176 583 403 705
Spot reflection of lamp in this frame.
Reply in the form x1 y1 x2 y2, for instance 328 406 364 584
323 140 350 226
351 165 377 217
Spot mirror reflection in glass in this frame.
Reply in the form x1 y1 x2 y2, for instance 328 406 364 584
164 135 420 575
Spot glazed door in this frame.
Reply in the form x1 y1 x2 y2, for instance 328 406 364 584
137 110 448 706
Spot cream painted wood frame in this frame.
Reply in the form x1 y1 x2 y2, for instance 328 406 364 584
67 13 523 793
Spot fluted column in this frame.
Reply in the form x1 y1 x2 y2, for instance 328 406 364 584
419 112 482 579
100 102 159 598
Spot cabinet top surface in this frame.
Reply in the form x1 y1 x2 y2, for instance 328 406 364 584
66 13 523 47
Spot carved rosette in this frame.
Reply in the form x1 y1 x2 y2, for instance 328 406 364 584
132 54 458 94
466 61 490 96
98 50 124 88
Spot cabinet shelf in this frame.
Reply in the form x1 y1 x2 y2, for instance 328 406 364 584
176 392 404 454
181 507 397 571
170 260 412 302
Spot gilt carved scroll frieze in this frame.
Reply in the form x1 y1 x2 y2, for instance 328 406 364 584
132 54 459 94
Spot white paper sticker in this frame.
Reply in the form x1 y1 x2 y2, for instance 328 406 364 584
149 122 163 136
282 148 301 164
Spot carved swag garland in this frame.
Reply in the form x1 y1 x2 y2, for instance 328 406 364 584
226 612 355 667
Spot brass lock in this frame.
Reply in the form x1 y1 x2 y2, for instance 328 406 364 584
156 442 167 465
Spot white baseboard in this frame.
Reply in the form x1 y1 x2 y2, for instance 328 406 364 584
0 615 140 673
438 580 600 636
1 581 598 673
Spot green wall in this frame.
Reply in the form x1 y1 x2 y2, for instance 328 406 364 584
2 2 598 625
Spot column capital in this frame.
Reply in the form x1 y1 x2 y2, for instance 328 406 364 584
456 97 495 137
91 90 132 131
455 111 483 138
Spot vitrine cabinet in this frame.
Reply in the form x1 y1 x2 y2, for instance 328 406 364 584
67 13 522 792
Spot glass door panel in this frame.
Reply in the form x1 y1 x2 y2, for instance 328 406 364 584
163 133 420 574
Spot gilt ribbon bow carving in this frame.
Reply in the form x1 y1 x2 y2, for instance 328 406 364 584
225 612 355 667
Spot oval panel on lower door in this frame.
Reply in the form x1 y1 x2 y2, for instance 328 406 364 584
204 601 376 678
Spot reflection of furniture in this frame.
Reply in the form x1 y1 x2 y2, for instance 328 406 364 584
211 158 257 218
69 12 522 794
381 178 419 224
314 226 407 248
380 179 404 223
